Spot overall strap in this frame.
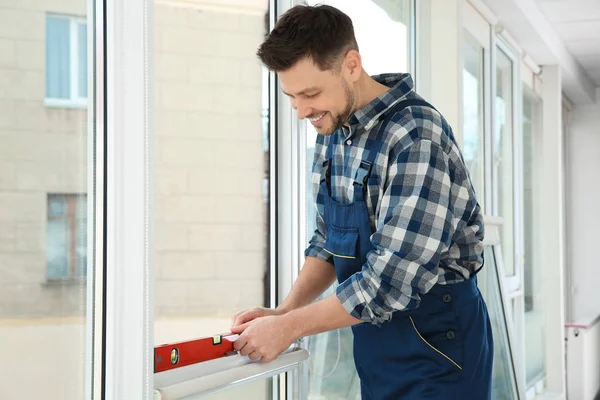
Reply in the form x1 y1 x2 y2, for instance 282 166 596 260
352 97 436 201
320 133 336 196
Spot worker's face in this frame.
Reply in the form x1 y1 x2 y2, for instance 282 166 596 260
278 53 361 136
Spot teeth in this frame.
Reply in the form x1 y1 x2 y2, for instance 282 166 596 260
309 113 325 122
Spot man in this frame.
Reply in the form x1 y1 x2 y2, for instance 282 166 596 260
230 4 493 399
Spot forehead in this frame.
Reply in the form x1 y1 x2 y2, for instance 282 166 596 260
278 58 336 95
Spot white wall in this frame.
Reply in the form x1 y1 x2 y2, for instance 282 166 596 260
566 320 600 400
566 92 600 322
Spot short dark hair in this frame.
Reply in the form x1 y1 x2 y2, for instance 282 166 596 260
257 4 359 72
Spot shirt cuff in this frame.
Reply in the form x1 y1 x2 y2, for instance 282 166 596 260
335 272 394 327
304 244 334 265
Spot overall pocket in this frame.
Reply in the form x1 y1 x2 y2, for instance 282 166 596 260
409 310 464 374
324 225 359 259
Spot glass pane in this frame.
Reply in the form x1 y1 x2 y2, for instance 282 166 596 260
462 32 485 205
494 49 515 277
303 2 412 399
0 4 91 400
522 86 545 386
152 2 272 398
78 22 88 98
49 196 67 217
46 15 71 99
76 195 87 276
46 218 70 278
478 247 519 399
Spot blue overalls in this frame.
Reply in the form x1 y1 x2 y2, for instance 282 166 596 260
320 98 494 399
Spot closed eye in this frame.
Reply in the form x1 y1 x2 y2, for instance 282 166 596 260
305 92 320 99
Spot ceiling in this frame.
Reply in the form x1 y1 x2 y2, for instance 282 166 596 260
535 0 600 86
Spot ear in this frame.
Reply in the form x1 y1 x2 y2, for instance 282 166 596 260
342 50 362 83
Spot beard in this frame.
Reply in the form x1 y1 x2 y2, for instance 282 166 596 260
319 79 355 136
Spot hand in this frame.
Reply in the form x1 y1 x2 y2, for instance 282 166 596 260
230 307 286 331
231 315 297 363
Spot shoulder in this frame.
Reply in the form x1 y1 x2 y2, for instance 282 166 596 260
382 96 457 161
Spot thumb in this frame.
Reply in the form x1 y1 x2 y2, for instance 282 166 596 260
230 321 252 334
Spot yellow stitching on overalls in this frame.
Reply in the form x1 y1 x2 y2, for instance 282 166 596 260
409 316 463 370
323 248 356 259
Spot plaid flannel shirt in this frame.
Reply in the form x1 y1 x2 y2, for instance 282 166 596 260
305 73 485 325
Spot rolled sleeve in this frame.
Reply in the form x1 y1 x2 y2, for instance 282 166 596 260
304 210 334 265
335 139 454 326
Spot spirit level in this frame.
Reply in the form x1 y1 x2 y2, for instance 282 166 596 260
154 333 239 373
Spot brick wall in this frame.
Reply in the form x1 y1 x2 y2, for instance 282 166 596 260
0 1 270 318
154 3 269 318
0 0 88 318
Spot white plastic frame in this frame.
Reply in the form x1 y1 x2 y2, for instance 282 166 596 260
491 34 522 295
521 69 549 398
463 1 527 397
85 0 104 398
103 0 155 398
154 345 309 400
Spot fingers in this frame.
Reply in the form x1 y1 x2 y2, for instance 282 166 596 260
230 311 243 328
235 333 260 358
248 350 261 361
233 335 248 354
260 355 275 363
231 308 263 328
233 332 277 364
230 321 252 334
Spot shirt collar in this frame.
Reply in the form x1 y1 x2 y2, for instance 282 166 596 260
345 73 415 138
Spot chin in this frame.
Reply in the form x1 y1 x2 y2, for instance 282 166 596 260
315 125 336 136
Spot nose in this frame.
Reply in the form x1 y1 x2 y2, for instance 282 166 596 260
295 100 312 120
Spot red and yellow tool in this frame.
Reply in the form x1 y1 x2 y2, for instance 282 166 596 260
154 333 239 373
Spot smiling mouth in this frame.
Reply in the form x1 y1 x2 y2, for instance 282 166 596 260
308 112 326 123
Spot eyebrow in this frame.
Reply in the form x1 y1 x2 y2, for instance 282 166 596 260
281 86 320 97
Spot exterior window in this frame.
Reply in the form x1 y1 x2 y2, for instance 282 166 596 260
45 14 87 107
46 194 87 280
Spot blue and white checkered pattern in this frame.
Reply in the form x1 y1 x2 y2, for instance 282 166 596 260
305 73 485 324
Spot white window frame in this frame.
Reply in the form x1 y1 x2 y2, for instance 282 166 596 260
462 2 567 399
463 1 528 398
85 0 104 398
45 14 88 109
103 0 154 397
492 28 529 400
491 35 522 295
461 0 493 216
521 65 548 400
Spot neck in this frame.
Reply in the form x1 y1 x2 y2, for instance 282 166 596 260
355 71 390 110
342 71 390 128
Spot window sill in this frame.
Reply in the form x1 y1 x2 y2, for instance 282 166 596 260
42 277 87 287
154 343 308 399
44 98 88 109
